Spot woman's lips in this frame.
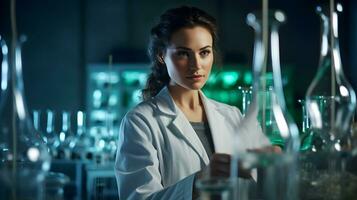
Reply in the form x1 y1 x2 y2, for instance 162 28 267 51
186 74 204 81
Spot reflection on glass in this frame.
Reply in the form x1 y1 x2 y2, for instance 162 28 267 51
297 99 315 151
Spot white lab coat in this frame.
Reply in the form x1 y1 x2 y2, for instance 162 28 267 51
115 86 270 200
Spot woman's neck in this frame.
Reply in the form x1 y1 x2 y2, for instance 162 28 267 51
168 85 201 111
168 84 206 122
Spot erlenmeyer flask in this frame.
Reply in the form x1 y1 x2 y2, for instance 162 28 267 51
232 10 300 200
302 3 357 199
305 3 356 152
0 36 51 199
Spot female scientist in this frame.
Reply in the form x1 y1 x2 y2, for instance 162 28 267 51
115 6 271 200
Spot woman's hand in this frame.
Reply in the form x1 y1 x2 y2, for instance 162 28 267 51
204 146 281 176
200 153 252 179
196 146 282 180
209 153 231 178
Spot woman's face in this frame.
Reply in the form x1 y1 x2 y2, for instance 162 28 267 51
163 26 214 91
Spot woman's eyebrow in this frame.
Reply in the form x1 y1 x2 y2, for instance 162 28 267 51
174 45 212 51
199 45 212 50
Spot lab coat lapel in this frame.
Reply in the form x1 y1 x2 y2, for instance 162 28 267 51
170 113 210 164
200 92 233 154
155 87 210 165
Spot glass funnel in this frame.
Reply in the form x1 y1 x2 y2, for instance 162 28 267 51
301 3 357 199
305 3 356 152
0 35 51 199
231 10 300 200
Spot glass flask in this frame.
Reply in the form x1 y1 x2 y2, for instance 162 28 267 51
72 111 93 159
302 3 357 199
305 3 356 151
32 110 41 132
0 35 51 199
298 99 315 151
57 111 77 159
237 86 253 115
231 10 300 200
45 110 60 157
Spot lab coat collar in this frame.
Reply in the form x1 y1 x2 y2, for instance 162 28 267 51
155 86 220 115
155 87 177 116
154 86 232 165
200 92 233 154
155 87 210 165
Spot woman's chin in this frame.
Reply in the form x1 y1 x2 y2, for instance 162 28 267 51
188 83 204 90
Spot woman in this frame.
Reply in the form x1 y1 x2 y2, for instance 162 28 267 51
115 6 271 200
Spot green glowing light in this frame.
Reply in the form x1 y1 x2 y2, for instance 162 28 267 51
206 73 218 86
122 71 148 86
243 72 253 85
220 71 240 88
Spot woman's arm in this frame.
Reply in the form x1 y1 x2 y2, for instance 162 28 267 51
115 112 196 200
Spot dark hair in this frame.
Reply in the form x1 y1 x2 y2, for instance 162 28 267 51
141 6 218 100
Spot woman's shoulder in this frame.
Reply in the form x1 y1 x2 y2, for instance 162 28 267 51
125 98 156 117
206 98 240 112
205 97 243 121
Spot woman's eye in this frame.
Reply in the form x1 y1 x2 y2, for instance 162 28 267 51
200 50 211 57
176 51 189 58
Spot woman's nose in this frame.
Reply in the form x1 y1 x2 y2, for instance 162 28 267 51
189 54 201 69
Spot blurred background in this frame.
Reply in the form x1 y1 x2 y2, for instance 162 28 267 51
0 0 356 125
0 0 357 199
